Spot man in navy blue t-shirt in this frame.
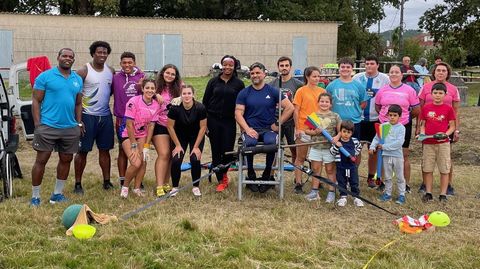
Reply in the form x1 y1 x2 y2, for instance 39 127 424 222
235 62 294 192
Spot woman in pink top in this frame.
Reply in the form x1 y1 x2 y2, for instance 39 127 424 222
417 62 460 195
292 66 326 193
152 64 183 197
120 79 160 198
375 65 420 192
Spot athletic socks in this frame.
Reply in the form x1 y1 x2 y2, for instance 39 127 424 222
32 185 41 198
53 179 66 195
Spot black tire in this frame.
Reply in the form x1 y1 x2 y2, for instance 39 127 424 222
2 153 13 198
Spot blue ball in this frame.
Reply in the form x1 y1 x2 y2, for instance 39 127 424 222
62 204 83 229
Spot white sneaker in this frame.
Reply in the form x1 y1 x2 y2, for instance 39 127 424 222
132 188 145 197
337 196 347 207
354 197 365 207
169 187 179 197
192 187 202 197
325 191 336 203
305 190 320 201
120 186 129 198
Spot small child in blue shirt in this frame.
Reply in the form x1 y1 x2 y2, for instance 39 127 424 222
369 105 406 204
330 120 363 207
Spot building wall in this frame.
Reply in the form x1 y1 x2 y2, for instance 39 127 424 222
0 13 339 76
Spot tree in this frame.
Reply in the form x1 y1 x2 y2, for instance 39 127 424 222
419 0 480 67
0 0 18 12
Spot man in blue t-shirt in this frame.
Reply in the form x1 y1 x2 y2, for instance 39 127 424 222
30 48 83 207
235 62 294 192
326 57 368 139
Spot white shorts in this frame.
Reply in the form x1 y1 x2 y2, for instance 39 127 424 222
308 148 335 163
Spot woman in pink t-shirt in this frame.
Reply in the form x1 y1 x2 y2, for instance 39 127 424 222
120 79 160 198
152 64 183 197
375 65 420 192
417 62 460 195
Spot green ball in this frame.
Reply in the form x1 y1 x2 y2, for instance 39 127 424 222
429 211 451 227
62 204 83 229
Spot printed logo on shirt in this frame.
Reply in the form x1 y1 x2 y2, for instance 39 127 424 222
266 95 271 99
73 81 80 89
427 111 446 121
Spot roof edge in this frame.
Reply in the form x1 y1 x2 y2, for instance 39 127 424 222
0 12 342 24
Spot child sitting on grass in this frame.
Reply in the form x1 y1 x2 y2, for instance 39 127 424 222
369 105 406 205
418 82 456 202
304 93 341 203
330 120 363 207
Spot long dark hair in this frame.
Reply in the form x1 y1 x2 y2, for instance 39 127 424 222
156 64 182 98
303 66 321 85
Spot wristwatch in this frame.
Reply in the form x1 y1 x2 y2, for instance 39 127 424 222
131 143 138 149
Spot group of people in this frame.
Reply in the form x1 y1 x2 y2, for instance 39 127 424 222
29 40 460 208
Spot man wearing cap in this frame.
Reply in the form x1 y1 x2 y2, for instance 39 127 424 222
235 62 294 192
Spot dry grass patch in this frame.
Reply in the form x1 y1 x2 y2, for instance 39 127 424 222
0 107 479 268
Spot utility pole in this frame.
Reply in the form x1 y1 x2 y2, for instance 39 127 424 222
398 0 405 59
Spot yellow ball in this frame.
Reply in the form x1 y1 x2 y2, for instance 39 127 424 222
428 211 451 227
72 224 96 240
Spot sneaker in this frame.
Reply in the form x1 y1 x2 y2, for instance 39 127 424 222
49 193 68 204
336 196 347 207
446 184 455 196
192 187 202 197
379 193 392 202
169 187 179 197
258 174 273 193
354 197 365 207
325 191 336 203
439 194 448 202
30 197 41 207
294 183 304 194
418 184 426 193
405 184 411 193
73 184 84 195
305 190 320 201
216 174 229 192
367 178 376 188
132 188 145 197
246 174 259 192
396 195 406 205
156 186 166 197
120 186 129 198
422 192 433 203
377 182 385 192
163 184 172 193
103 180 114 190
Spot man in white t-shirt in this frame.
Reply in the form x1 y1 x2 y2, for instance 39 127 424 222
353 55 389 189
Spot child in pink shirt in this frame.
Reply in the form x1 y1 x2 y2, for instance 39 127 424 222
120 79 160 198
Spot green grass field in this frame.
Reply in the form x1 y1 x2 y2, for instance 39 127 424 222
1 76 480 268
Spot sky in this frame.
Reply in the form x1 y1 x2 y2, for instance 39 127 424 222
369 0 445 33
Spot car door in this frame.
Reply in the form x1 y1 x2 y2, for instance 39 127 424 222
8 62 34 140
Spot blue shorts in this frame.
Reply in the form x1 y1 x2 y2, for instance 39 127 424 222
79 113 114 152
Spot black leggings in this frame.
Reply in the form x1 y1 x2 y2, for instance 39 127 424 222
171 136 205 188
207 116 236 182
